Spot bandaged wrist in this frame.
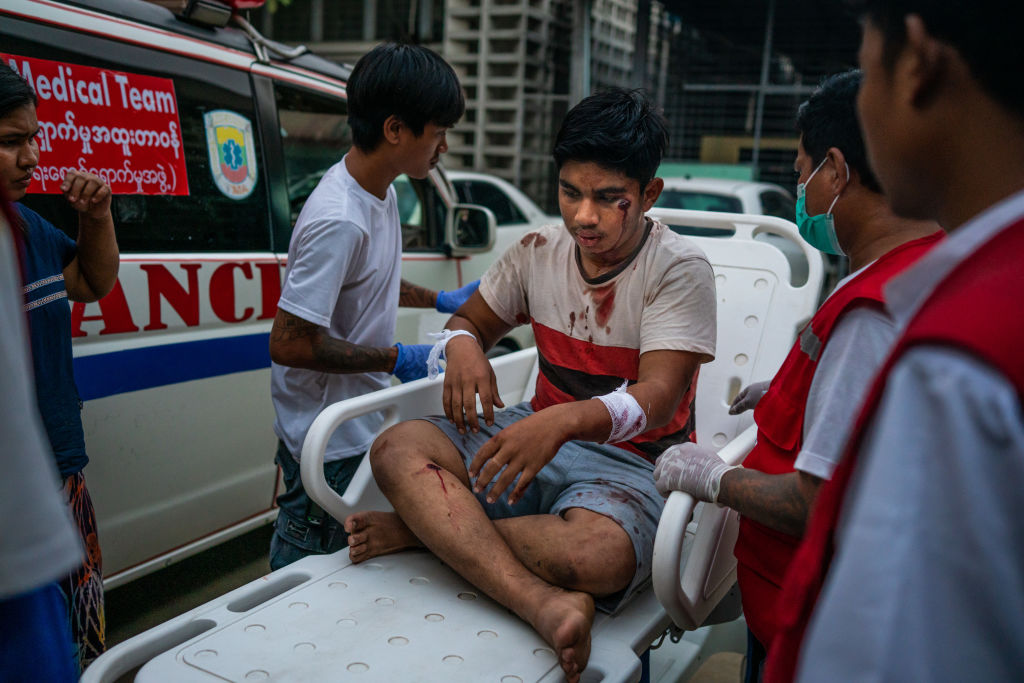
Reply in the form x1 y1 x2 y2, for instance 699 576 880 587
595 380 647 443
426 329 477 380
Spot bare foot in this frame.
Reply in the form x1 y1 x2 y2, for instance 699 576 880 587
343 510 422 563
530 589 595 683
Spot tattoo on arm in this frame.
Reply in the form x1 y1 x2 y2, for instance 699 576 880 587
717 469 820 537
399 279 438 308
270 310 396 373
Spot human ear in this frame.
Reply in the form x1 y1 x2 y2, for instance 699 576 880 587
382 114 404 145
903 14 949 109
642 176 664 211
825 147 849 193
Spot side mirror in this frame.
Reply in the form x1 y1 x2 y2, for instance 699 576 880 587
445 203 496 255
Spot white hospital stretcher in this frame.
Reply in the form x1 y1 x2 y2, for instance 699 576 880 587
82 209 823 682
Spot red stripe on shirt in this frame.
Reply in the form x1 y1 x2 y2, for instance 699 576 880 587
529 321 699 462
531 320 639 379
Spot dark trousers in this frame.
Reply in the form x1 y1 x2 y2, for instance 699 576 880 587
269 440 364 571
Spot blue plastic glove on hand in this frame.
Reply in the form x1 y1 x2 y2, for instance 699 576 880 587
392 343 434 383
435 280 480 313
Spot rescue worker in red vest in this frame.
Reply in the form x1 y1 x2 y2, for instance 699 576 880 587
763 2 1024 680
653 69 943 680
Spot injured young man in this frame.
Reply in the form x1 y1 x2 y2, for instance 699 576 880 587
343 88 717 682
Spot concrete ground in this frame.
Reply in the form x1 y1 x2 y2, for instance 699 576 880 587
687 652 745 682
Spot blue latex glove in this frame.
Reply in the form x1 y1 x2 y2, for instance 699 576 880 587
392 343 433 382
435 280 480 313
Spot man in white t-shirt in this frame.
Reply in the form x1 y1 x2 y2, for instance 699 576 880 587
267 43 477 569
343 89 717 681
652 70 942 677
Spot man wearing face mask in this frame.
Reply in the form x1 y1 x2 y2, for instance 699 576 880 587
653 69 942 679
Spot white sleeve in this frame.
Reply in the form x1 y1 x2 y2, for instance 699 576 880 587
639 256 717 361
478 235 530 327
794 306 896 479
278 218 367 328
0 225 83 598
797 347 1024 682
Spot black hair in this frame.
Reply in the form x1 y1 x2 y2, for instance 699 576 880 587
346 42 464 152
0 63 37 119
855 0 1024 117
553 88 668 188
796 69 882 194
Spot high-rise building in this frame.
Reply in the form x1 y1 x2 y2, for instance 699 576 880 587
242 0 669 211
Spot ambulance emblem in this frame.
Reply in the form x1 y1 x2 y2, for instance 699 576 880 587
204 110 257 200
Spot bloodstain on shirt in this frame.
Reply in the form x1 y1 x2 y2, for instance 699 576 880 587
520 232 547 248
569 310 577 335
591 283 616 328
425 463 448 494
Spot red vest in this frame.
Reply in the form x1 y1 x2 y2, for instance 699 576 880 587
765 217 1024 682
734 232 942 647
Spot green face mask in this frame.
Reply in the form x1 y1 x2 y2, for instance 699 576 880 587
795 157 847 256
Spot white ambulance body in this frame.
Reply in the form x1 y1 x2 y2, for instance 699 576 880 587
2 0 527 588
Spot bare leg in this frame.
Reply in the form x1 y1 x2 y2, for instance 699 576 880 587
355 420 595 681
346 508 635 598
346 425 636 595
496 509 636 596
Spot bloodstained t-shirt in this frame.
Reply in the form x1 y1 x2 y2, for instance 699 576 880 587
479 217 717 461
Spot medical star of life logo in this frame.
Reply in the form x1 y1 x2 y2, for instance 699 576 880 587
204 110 258 200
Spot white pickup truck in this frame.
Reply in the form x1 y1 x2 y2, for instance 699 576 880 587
83 208 825 683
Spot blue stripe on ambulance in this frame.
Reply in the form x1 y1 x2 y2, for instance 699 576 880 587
74 332 270 400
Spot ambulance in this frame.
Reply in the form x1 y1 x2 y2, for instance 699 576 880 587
1 0 524 588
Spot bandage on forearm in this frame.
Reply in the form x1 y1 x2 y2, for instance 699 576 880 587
426 329 477 380
595 380 647 443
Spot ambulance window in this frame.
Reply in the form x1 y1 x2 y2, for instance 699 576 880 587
274 84 444 253
273 85 350 226
7 32 270 253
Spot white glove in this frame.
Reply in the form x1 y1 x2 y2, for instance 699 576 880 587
654 442 739 503
728 380 770 415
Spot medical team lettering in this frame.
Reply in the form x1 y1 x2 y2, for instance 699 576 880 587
3 54 189 196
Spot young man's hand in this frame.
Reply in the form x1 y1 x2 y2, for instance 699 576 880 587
468 407 571 505
62 169 111 220
441 333 504 433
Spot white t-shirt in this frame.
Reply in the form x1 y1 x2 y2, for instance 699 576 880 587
0 219 82 598
794 264 897 480
271 157 403 462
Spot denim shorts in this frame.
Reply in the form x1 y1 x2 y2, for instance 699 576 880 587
419 401 665 614
270 441 364 571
